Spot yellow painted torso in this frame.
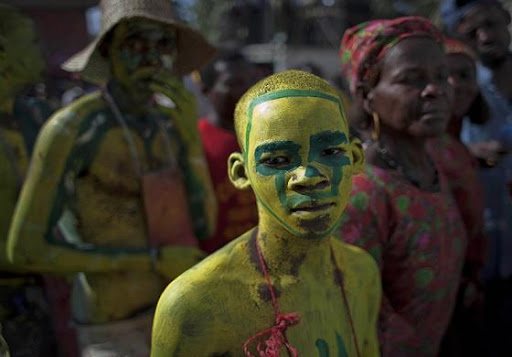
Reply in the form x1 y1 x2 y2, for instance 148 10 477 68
152 230 380 356
71 121 180 323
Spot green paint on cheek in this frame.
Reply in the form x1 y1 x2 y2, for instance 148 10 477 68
275 173 287 206
254 140 301 207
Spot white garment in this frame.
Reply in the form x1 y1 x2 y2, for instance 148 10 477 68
76 310 153 357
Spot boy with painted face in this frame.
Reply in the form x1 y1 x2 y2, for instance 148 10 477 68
152 70 381 356
7 0 216 355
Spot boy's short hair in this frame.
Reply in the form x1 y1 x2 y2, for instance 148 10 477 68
234 70 343 150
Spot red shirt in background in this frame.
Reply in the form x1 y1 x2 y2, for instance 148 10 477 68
198 119 259 253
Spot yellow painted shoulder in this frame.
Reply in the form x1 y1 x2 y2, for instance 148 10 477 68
152 231 253 356
42 91 105 135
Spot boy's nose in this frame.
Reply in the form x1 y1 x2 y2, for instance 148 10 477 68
288 165 329 193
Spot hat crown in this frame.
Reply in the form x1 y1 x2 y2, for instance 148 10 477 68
100 0 175 31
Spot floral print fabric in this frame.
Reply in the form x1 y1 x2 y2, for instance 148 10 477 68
339 163 467 356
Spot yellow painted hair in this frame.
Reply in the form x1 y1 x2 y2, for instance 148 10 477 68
234 70 344 150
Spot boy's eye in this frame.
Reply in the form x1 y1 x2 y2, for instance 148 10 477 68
322 148 345 157
260 156 290 166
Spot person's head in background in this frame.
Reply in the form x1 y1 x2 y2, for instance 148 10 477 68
444 37 489 138
340 16 452 146
441 0 511 69
0 5 45 113
201 50 258 132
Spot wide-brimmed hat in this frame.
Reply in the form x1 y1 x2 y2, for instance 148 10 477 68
62 0 216 84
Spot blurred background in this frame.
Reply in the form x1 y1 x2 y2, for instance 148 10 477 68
3 0 512 107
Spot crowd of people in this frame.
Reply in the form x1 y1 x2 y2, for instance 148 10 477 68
0 0 511 356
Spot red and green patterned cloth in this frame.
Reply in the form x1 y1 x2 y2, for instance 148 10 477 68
339 152 469 356
427 134 486 272
339 16 444 94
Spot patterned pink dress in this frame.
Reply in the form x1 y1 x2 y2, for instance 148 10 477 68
339 158 468 356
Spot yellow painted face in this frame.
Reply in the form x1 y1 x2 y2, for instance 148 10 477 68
110 19 177 94
245 91 354 238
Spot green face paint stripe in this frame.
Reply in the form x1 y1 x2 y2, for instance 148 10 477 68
244 89 346 161
250 185 300 235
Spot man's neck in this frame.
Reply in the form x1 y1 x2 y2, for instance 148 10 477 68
255 215 332 278
107 80 150 115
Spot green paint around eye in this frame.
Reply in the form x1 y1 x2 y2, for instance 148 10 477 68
254 141 301 176
309 131 350 196
245 89 345 160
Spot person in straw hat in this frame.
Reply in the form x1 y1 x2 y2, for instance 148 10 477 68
7 0 217 354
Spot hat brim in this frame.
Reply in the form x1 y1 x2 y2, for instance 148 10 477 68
62 13 216 84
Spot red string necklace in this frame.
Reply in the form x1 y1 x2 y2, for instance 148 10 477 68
243 236 361 357
243 236 300 357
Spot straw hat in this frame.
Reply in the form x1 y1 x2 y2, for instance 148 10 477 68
62 0 216 84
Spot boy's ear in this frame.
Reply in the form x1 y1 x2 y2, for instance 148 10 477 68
350 138 365 175
228 152 251 190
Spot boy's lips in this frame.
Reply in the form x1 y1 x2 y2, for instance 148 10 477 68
290 202 335 213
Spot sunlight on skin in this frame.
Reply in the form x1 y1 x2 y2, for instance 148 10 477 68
152 74 381 356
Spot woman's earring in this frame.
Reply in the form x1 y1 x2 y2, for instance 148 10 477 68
371 111 380 141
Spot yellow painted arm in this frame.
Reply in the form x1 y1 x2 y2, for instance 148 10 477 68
151 76 217 239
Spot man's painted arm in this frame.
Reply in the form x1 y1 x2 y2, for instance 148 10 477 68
7 102 203 277
151 76 218 240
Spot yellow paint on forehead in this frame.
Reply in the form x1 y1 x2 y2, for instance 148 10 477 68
248 95 348 157
244 89 348 156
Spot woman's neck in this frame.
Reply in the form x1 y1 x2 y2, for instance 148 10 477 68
378 132 429 168
255 214 332 278
367 131 439 190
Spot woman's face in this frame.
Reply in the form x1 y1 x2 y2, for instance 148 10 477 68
366 37 452 138
447 53 478 119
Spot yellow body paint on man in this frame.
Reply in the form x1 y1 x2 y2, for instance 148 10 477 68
152 70 381 356
0 4 46 270
7 0 217 354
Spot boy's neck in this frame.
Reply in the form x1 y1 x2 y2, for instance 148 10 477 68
255 215 332 278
